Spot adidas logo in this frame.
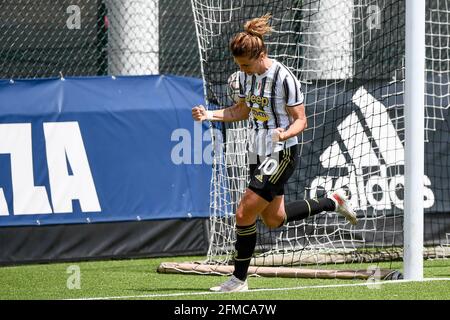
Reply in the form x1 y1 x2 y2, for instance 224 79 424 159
309 87 435 211
255 175 263 182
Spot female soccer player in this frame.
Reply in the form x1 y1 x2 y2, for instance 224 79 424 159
192 14 357 292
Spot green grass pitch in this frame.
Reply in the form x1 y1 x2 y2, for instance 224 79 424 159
0 256 449 300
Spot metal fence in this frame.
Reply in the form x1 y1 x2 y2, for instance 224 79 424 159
0 0 201 79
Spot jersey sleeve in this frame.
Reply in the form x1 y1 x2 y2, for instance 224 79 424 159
282 74 304 107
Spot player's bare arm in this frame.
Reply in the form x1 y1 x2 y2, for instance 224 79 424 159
273 103 307 141
192 99 250 122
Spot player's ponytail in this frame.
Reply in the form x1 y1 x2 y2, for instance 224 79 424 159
244 14 273 38
230 14 273 59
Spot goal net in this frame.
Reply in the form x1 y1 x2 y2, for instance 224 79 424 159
184 0 450 276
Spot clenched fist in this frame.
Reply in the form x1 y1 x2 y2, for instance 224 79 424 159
272 127 286 142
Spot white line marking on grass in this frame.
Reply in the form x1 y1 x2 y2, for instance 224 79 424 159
68 277 450 300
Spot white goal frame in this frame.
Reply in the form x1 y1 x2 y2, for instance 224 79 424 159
160 0 450 280
404 0 425 281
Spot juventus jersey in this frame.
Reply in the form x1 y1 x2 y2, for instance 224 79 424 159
238 59 304 156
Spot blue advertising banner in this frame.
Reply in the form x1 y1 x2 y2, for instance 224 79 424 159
0 75 211 226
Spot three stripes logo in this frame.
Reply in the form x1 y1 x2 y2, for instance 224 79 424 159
309 87 435 211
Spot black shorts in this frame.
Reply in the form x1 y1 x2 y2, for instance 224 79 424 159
248 145 298 202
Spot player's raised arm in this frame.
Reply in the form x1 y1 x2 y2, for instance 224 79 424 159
192 99 250 122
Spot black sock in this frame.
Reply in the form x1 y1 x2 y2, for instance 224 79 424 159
232 223 257 281
283 198 336 224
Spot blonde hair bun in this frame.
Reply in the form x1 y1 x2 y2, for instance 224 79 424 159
244 14 273 38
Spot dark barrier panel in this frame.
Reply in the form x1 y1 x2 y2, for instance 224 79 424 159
0 218 209 265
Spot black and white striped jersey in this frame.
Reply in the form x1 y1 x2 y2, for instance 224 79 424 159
238 59 304 156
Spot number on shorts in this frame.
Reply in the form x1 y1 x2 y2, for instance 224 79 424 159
258 157 278 175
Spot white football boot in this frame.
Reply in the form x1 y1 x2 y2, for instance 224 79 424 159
330 189 358 225
210 275 249 292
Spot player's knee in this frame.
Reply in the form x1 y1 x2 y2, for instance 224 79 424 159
235 208 246 224
235 206 257 225
261 216 284 229
235 195 260 224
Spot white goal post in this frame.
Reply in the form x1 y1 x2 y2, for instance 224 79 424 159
404 0 425 281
